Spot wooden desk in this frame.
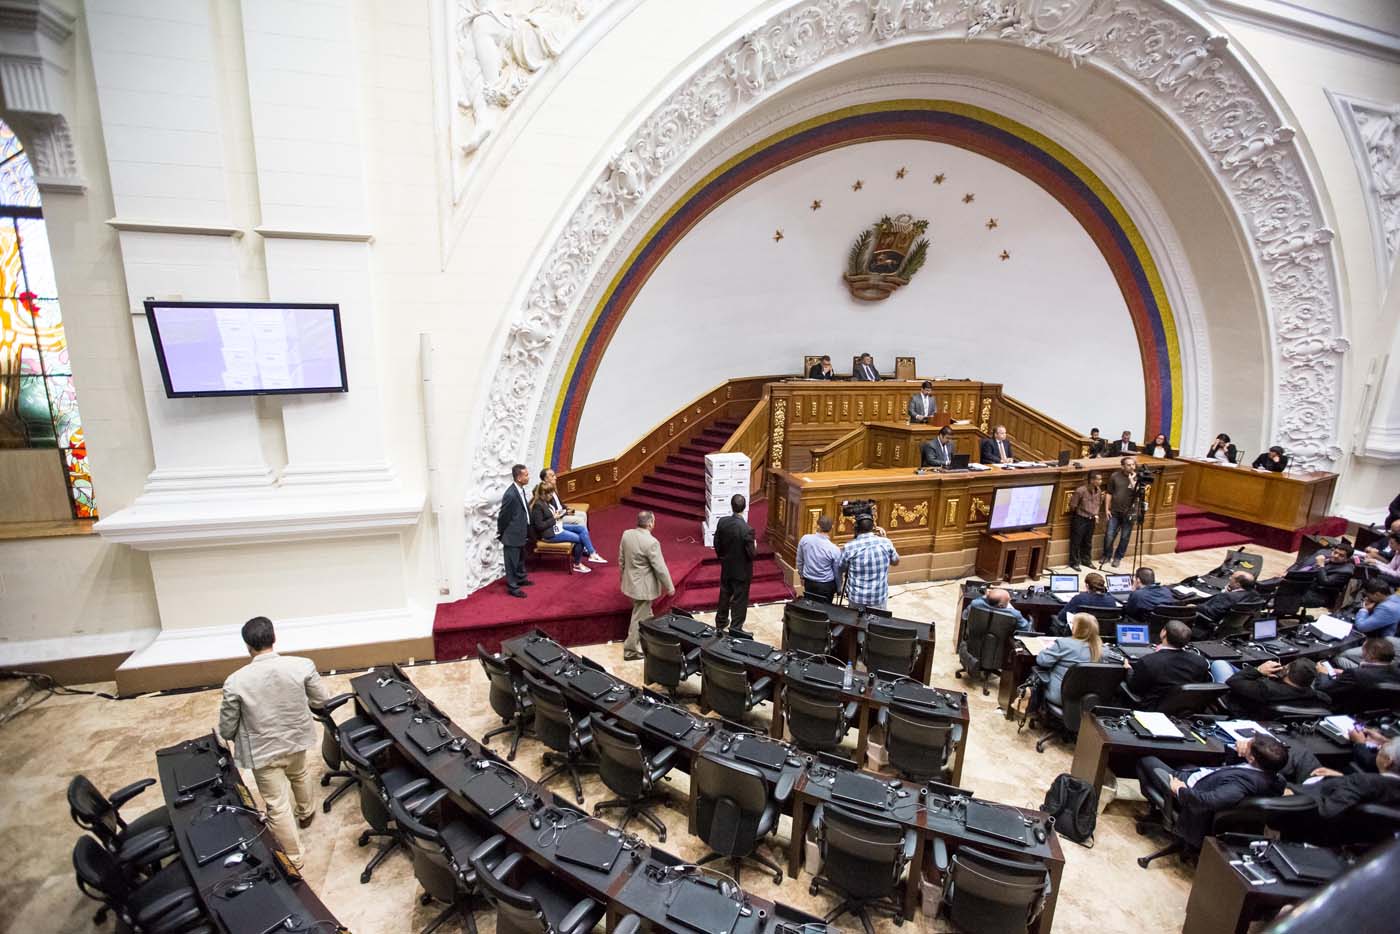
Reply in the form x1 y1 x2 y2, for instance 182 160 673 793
1183 836 1326 934
1178 458 1337 532
769 457 1183 582
1070 708 1231 799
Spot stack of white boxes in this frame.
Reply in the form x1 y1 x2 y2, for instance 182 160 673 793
703 452 750 547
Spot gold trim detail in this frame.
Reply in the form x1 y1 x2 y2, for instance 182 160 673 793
567 480 576 493
979 397 991 433
770 398 787 470
970 495 990 522
1164 481 1177 507
808 508 822 535
944 497 960 527
888 501 928 529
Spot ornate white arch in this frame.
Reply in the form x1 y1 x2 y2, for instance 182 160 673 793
460 0 1346 593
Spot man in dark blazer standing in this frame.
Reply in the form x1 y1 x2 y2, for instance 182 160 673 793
1121 620 1209 709
980 425 1013 464
1137 735 1289 847
497 463 532 598
713 493 756 634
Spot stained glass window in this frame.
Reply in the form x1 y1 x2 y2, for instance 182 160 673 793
0 118 95 518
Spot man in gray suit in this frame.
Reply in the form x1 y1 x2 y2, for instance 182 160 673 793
920 426 956 468
907 380 937 423
853 353 881 381
619 510 674 659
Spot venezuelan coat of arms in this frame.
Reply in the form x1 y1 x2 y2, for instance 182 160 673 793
843 213 930 301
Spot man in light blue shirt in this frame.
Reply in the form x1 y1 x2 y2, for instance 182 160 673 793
839 516 899 609
962 587 1032 632
796 515 842 603
1336 580 1400 669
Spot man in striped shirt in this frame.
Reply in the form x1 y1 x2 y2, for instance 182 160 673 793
796 515 842 602
839 515 900 610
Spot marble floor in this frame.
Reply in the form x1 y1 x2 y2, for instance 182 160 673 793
0 545 1298 934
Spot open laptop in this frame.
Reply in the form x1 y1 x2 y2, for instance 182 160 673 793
1251 618 1296 654
948 453 972 470
1105 574 1134 601
1049 573 1079 603
1115 623 1153 658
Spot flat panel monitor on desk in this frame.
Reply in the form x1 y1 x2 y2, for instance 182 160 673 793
1105 574 1133 595
1253 618 1278 641
144 301 347 398
1049 574 1079 594
987 484 1054 531
1116 624 1150 646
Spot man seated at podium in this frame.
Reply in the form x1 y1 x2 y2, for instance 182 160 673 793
1087 428 1107 458
1252 445 1289 472
853 352 881 381
807 355 836 380
1106 430 1137 457
980 425 1014 464
921 426 956 468
908 381 937 423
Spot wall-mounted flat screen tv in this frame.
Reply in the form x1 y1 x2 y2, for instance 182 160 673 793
145 301 348 398
988 483 1054 531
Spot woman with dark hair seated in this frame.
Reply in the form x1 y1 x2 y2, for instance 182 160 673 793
1146 433 1174 459
530 481 606 573
1054 571 1118 630
1206 433 1237 463
1252 445 1289 472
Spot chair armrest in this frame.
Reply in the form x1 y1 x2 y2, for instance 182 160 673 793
409 787 450 818
134 889 195 925
315 692 354 715
469 833 510 865
932 836 948 871
357 736 394 759
902 829 917 862
684 646 702 665
148 904 207 934
558 896 603 934
951 723 964 745
493 850 526 882
750 676 774 702
613 915 642 934
877 707 888 730
117 827 175 865
810 803 825 835
647 745 678 784
391 777 432 801
831 624 847 641
345 722 380 741
774 768 796 803
1120 683 1143 705
109 778 156 810
842 701 859 723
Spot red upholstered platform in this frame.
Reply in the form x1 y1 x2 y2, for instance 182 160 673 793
1174 504 1347 554
432 499 793 660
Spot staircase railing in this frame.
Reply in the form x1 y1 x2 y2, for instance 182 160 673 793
717 389 770 495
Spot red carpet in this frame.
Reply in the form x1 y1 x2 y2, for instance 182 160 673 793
432 499 793 660
1175 504 1348 554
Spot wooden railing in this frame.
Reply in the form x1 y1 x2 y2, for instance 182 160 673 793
809 426 865 472
718 390 771 495
555 375 777 508
990 393 1095 461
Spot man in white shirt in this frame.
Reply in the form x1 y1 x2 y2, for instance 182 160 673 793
218 617 330 868
907 381 937 423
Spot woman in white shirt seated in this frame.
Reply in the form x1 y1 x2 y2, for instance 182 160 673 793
1147 433 1174 459
530 482 606 572
1034 612 1104 706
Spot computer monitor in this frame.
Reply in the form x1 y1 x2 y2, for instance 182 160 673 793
1117 623 1150 645
1049 573 1079 594
1105 574 1133 594
1252 618 1278 641
987 483 1055 531
950 453 971 469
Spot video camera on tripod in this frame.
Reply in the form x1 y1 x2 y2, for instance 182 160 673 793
840 498 877 520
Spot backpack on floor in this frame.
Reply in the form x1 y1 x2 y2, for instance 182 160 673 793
1041 773 1097 847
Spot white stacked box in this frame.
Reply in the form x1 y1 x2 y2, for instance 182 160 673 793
703 452 750 547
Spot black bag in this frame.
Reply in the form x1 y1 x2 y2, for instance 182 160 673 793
1041 773 1097 847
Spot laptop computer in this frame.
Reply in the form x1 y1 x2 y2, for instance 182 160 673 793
963 800 1030 846
668 615 709 638
1105 574 1133 600
215 881 294 934
949 453 971 469
174 758 223 795
727 638 774 660
1057 450 1071 466
644 706 696 740
666 879 743 934
554 823 623 872
797 660 847 689
462 768 520 817
523 639 565 666
733 736 787 771
1049 573 1079 603
1115 624 1153 657
369 680 414 713
1252 618 1277 641
831 771 888 810
566 669 615 699
406 720 454 755
188 809 255 865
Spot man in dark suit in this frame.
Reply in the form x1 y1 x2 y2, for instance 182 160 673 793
980 425 1013 464
1087 428 1107 458
1316 637 1400 708
853 353 881 381
1222 659 1325 718
920 426 956 468
1123 567 1178 621
1288 737 1400 818
1192 571 1257 638
1121 620 1209 709
1137 735 1289 848
1283 541 1355 610
908 381 938 423
497 463 532 598
713 493 756 634
807 355 836 380
1106 430 1137 457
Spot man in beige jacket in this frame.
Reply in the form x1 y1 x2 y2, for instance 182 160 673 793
218 616 330 868
619 510 674 659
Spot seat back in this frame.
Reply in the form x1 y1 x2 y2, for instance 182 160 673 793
783 604 834 656
67 775 121 846
71 836 132 906
388 794 457 904
1156 682 1228 717
1342 681 1400 715
979 612 1021 670
1214 598 1267 639
944 844 1049 934
590 717 648 799
818 803 907 900
885 701 954 782
640 627 686 689
692 755 770 857
1088 607 1121 641
783 683 849 753
471 855 548 934
1057 664 1127 732
307 700 346 771
958 603 993 674
862 620 918 678
700 650 753 721
478 646 521 722
523 673 579 754
1212 795 1321 842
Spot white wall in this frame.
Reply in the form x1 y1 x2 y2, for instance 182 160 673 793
573 139 1146 464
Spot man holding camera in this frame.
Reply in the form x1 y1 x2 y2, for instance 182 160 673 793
839 514 900 610
1102 456 1139 568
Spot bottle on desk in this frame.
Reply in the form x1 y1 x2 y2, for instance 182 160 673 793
844 661 854 689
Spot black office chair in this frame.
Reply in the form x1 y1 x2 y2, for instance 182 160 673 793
469 847 605 934
639 625 700 699
1155 682 1229 717
700 648 773 722
339 728 435 883
1147 603 1196 640
1209 597 1268 640
1036 664 1126 753
67 774 176 869
72 836 209 933
934 840 1051 934
1134 765 1281 867
809 802 915 934
389 788 510 934
956 606 1020 695
309 692 379 813
478 645 534 761
692 754 786 884
860 620 920 679
782 682 858 755
523 672 596 803
881 699 960 782
1333 681 1400 715
784 602 839 656
1088 606 1122 641
589 717 676 840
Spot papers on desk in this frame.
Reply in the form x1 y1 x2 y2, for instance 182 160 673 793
1015 635 1057 656
1219 720 1276 744
1318 714 1356 744
1308 615 1353 641
1173 585 1212 599
967 463 992 471
1132 711 1184 739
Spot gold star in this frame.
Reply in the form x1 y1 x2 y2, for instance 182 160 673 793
852 179 863 192
962 193 975 204
986 218 998 230
895 167 907 179
999 250 1010 261
933 173 946 184
810 199 822 211
773 229 784 243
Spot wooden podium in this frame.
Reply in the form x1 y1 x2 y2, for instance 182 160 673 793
976 530 1049 583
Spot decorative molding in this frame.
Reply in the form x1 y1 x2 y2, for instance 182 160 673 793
1327 91 1400 299
106 219 244 238
253 226 374 243
0 1 75 44
1353 425 1400 464
1204 0 1400 64
459 0 1345 594
0 3 82 189
0 626 157 668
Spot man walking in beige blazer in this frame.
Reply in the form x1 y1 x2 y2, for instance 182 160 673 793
619 510 674 659
218 616 330 868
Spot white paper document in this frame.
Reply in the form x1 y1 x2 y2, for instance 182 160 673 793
1309 615 1353 640
1220 720 1276 743
1132 711 1184 739
1015 636 1057 655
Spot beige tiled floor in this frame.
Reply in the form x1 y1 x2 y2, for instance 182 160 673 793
0 545 1298 933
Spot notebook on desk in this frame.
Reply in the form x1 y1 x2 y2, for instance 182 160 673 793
462 768 519 817
644 706 695 740
215 882 293 934
733 736 787 770
566 669 615 699
831 771 888 809
524 639 565 666
666 879 743 934
963 800 1029 846
668 616 709 638
554 823 623 872
369 681 413 713
728 638 774 660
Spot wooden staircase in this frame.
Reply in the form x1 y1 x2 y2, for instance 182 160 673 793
619 419 739 521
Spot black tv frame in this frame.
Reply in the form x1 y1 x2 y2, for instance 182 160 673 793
986 482 1055 533
144 300 349 399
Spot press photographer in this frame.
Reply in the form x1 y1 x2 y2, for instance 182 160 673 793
837 507 900 611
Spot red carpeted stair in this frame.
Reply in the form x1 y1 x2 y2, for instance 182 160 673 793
619 419 739 521
1174 504 1253 552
